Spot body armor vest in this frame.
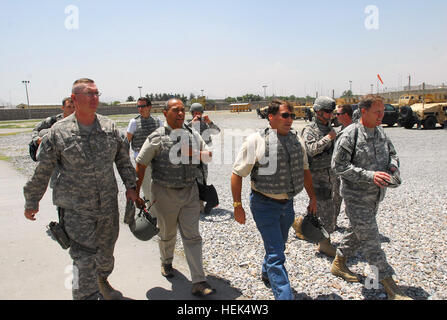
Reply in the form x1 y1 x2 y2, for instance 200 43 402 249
151 126 199 189
131 115 161 153
251 128 305 198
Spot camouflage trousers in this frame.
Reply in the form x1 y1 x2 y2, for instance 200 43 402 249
332 176 343 222
311 168 337 234
338 196 395 281
64 209 119 300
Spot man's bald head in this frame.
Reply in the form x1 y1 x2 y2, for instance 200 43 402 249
165 98 184 111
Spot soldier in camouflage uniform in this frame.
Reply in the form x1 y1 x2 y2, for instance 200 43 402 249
24 78 137 300
29 97 75 188
126 97 163 201
187 102 221 214
231 99 317 300
292 96 338 257
135 98 216 297
331 94 412 300
30 97 75 149
332 104 353 223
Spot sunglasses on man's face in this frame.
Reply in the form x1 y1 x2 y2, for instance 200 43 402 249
137 105 149 108
280 112 296 120
335 112 346 116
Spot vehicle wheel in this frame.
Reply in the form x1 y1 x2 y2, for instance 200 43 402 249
400 106 413 121
387 122 395 127
423 116 437 130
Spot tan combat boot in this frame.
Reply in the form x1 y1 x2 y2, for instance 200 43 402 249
292 216 307 240
331 254 360 282
381 277 413 300
317 238 336 257
97 276 123 300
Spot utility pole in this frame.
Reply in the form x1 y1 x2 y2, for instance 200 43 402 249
22 80 30 107
370 84 374 94
349 80 352 93
201 89 204 98
262 85 268 100
138 86 142 98
22 80 31 119
408 75 411 92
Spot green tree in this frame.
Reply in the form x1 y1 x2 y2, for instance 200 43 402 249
127 96 135 102
341 90 353 97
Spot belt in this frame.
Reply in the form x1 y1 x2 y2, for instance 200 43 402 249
252 190 290 204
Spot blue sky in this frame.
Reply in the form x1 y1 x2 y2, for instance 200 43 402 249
0 0 446 105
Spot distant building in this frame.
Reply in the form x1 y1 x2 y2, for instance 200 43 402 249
117 101 138 107
16 103 62 109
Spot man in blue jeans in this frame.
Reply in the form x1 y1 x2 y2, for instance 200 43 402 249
231 99 317 300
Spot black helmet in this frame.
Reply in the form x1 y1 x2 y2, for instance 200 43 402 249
301 213 329 243
129 207 160 241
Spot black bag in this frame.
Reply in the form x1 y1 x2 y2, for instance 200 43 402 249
197 179 219 208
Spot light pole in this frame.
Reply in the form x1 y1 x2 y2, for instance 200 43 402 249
22 80 30 107
138 86 142 98
262 85 268 100
370 84 374 94
349 80 352 93
201 89 204 98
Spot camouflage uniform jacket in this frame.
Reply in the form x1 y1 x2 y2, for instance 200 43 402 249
24 113 136 215
301 118 334 170
331 122 399 202
352 108 361 123
30 113 65 146
187 119 221 146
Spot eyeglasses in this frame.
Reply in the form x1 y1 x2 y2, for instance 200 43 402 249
280 112 296 120
137 105 149 108
77 92 101 97
335 112 346 116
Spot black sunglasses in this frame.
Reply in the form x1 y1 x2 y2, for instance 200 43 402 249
280 112 296 120
137 105 149 108
334 112 346 116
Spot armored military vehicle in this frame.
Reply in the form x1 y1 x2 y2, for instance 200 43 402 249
398 102 447 129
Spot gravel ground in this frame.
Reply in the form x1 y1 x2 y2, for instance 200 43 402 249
2 111 446 300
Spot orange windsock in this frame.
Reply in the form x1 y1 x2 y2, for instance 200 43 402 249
377 74 384 84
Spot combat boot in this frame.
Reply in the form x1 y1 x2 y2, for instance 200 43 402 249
97 276 123 300
317 238 336 257
292 216 307 240
381 277 413 300
331 254 359 282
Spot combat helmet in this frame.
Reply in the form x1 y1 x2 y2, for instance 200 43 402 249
313 96 336 112
301 212 329 244
128 205 160 241
190 102 204 115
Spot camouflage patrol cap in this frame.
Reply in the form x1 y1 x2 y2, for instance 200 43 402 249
313 96 336 112
190 103 204 114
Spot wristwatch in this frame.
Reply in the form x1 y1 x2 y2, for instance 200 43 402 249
233 202 242 208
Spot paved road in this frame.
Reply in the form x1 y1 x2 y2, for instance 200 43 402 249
0 160 243 300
